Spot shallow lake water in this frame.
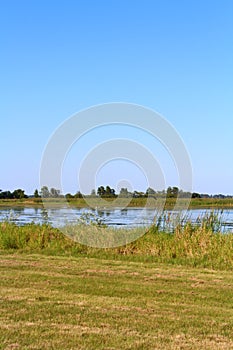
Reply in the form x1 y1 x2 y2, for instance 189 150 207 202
0 206 233 232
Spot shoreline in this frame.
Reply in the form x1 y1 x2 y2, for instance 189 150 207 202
0 197 233 209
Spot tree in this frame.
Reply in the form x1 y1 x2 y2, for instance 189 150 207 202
119 188 132 197
146 187 156 197
65 193 74 199
40 186 50 198
97 186 115 197
74 191 82 198
90 189 96 197
172 186 179 198
166 186 179 198
166 186 173 198
105 186 112 196
133 191 145 198
97 186 105 197
34 189 40 198
192 192 201 198
12 189 26 199
50 188 60 198
0 190 13 199
105 185 115 197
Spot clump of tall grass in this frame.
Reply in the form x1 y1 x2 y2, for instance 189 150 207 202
0 222 73 252
61 211 146 248
0 211 233 269
115 211 233 268
151 209 224 233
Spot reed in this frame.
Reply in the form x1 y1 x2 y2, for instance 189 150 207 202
0 211 232 270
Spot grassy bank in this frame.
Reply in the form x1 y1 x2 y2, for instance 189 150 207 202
1 254 233 349
0 219 233 270
0 197 233 208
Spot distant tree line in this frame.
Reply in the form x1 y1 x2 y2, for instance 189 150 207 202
63 186 233 200
0 189 28 199
0 186 232 200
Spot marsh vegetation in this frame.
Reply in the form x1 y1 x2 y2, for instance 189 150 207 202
0 211 232 269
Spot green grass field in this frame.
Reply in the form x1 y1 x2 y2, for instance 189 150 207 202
1 254 233 350
0 197 233 209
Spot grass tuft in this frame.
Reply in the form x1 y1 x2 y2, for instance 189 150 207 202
0 212 233 270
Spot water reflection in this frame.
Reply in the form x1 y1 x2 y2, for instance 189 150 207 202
120 209 128 216
0 207 232 232
41 207 49 224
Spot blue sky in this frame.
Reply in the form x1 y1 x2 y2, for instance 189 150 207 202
0 0 232 195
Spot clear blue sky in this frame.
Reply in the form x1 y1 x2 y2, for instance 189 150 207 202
0 0 232 195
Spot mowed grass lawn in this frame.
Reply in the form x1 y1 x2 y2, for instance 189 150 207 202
0 254 233 349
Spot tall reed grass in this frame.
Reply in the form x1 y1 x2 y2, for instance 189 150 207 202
0 211 232 269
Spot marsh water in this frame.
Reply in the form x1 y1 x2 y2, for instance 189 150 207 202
0 206 233 232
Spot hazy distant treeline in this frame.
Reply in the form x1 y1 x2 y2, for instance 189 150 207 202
0 186 232 199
